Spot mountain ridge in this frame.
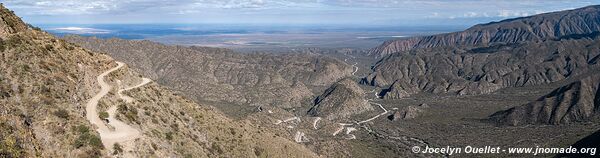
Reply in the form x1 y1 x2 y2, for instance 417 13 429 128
369 5 600 56
63 35 353 115
0 4 318 157
490 73 600 126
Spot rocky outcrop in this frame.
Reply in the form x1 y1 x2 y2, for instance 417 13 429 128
63 36 353 110
380 80 421 99
0 4 28 38
367 35 600 98
307 78 373 120
370 5 600 56
387 106 422 121
490 74 600 126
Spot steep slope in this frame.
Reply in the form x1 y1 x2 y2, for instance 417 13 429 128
0 5 27 38
307 78 373 120
0 4 317 157
380 80 420 99
370 5 600 56
490 74 600 126
557 129 600 157
365 34 600 98
63 36 352 112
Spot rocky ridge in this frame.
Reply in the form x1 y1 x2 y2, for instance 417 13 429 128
63 36 353 111
370 5 600 56
490 74 600 126
365 28 600 98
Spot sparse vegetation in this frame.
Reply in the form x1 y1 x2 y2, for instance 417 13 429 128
73 125 104 150
209 143 224 155
44 44 53 51
0 38 5 52
0 135 23 158
113 143 123 155
53 109 69 119
26 23 41 31
254 147 265 157
118 104 139 123
165 132 173 141
98 111 109 120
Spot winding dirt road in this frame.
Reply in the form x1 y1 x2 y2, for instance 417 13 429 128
86 62 125 135
118 78 152 103
351 62 358 76
358 102 388 124
85 62 150 153
312 117 321 130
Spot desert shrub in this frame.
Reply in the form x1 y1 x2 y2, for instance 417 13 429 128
165 132 174 141
20 64 30 72
117 104 127 113
118 104 139 123
75 125 89 134
88 135 103 149
151 143 158 150
53 109 69 119
0 38 5 52
209 143 223 154
112 143 123 155
0 136 23 158
73 124 104 149
44 44 53 51
26 23 41 31
73 134 88 148
98 112 109 120
254 147 265 157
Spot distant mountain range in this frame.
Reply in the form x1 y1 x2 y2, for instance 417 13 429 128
363 5 600 127
370 5 600 57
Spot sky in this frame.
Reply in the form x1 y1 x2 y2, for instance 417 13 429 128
2 0 599 26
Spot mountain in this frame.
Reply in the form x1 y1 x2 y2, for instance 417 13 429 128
379 80 420 99
365 35 600 98
370 5 600 56
63 36 353 115
0 4 317 157
490 74 600 126
0 6 27 39
307 78 373 120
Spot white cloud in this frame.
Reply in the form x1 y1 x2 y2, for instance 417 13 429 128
51 27 111 34
2 0 596 24
497 9 533 18
463 12 478 17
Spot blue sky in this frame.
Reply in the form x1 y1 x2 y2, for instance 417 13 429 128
2 0 598 26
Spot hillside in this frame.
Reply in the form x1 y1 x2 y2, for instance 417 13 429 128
490 74 600 126
0 4 317 157
307 78 373 120
370 5 600 56
63 36 353 116
364 35 600 98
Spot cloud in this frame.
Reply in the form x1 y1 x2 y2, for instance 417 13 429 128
463 12 478 17
497 10 532 18
2 0 596 25
5 0 119 15
50 27 111 34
